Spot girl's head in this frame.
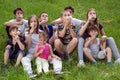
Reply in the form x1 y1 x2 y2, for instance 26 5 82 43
28 15 39 33
86 8 98 23
61 11 71 23
39 12 48 23
39 32 48 44
87 25 99 37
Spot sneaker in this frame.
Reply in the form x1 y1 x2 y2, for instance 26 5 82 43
28 73 37 78
107 62 113 65
92 61 98 65
115 58 120 64
77 60 85 67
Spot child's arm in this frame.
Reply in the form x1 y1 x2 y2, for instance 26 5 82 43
16 36 25 50
69 26 76 38
100 39 106 50
34 45 44 58
4 20 24 27
25 27 34 49
58 25 67 38
49 45 61 61
84 37 93 48
51 18 62 26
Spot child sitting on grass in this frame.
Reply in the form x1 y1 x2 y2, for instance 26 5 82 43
83 26 113 65
34 32 61 75
4 26 26 66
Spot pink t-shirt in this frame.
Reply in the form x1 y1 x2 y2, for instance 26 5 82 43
37 43 50 60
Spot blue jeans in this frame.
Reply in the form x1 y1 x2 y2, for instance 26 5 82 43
5 48 26 59
107 37 120 60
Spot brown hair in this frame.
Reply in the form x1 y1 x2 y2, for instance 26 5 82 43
38 12 47 22
13 7 23 15
87 25 99 34
64 6 74 14
86 8 98 27
9 26 18 33
39 31 48 41
28 15 39 34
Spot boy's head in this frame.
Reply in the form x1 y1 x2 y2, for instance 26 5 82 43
87 25 99 37
39 32 48 44
13 7 24 21
64 6 74 16
9 26 20 37
39 12 48 23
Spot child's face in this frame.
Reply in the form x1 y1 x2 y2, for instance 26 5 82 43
88 10 97 21
30 17 38 28
40 13 48 22
89 30 98 37
40 36 46 45
10 29 19 37
14 10 23 21
61 11 71 23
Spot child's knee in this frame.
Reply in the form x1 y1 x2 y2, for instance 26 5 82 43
18 50 26 57
106 47 111 52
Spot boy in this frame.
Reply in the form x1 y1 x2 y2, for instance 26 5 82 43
4 26 26 66
83 26 112 65
51 6 83 27
4 7 28 38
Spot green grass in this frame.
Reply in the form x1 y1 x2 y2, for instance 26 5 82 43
0 0 120 80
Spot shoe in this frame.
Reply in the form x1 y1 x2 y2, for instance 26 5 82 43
77 60 85 67
115 58 120 64
92 61 98 65
28 73 37 78
107 62 113 65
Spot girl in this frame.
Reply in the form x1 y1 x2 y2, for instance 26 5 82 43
34 32 61 74
77 8 120 66
21 15 39 78
54 11 78 60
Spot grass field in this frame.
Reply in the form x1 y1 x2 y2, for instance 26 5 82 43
0 0 120 80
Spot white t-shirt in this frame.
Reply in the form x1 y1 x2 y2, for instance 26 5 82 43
55 18 83 27
9 19 28 34
89 38 100 57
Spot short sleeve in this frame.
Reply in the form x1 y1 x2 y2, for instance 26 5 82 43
6 39 12 46
99 23 103 30
24 20 28 27
20 37 26 47
72 18 84 27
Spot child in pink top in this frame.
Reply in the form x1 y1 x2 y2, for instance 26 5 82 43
34 32 61 74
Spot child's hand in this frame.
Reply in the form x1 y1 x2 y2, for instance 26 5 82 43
38 49 44 55
30 22 34 27
88 15 93 22
40 20 47 25
56 56 62 61
101 35 107 42
29 26 35 34
15 35 20 42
